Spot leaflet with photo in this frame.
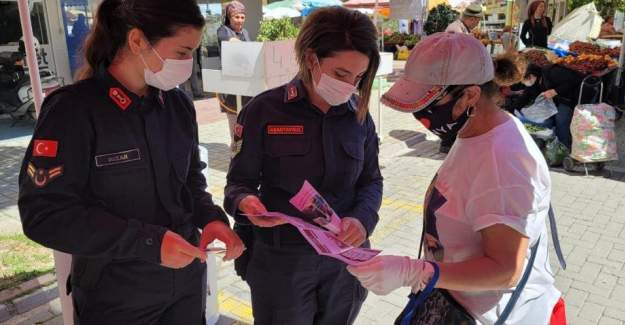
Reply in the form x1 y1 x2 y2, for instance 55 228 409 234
289 180 342 234
245 211 381 265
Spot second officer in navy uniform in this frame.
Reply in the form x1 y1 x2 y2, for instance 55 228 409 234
224 7 383 325
18 1 243 324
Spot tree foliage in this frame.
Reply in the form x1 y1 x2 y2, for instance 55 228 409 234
567 0 625 16
257 18 300 42
424 4 460 35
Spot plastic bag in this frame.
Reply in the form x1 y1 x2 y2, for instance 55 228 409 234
571 103 618 163
543 138 569 166
520 95 558 124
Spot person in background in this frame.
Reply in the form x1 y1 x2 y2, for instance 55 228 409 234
445 4 483 35
501 25 518 52
72 14 90 43
600 15 617 38
438 4 483 153
18 0 244 323
216 0 252 156
539 65 601 149
520 0 552 48
349 32 565 325
224 7 382 324
504 63 544 115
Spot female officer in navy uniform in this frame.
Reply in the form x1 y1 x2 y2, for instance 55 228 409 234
224 7 383 324
18 0 243 324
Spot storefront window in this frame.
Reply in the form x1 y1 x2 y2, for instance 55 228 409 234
0 1 49 45
0 0 53 73
198 0 224 70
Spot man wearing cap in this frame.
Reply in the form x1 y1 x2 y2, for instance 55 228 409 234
445 3 483 35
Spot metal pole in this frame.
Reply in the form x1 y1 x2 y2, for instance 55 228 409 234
374 0 382 50
615 31 625 87
20 3 74 324
17 0 44 117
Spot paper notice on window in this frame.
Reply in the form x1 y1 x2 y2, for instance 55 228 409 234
245 211 381 265
289 180 342 234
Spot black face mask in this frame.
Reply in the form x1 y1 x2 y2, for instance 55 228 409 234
412 96 470 142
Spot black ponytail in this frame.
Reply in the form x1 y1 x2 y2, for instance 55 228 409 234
77 0 205 80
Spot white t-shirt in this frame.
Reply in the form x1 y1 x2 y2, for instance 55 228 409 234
423 117 561 325
445 20 470 34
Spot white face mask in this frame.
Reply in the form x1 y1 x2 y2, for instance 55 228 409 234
140 47 193 91
313 58 358 106
522 76 537 87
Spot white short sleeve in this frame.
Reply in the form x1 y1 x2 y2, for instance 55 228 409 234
465 185 537 237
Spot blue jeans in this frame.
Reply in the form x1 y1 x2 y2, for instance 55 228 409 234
552 103 573 149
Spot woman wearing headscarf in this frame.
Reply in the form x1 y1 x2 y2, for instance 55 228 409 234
217 0 252 155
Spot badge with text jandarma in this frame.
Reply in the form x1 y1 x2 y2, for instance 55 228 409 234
289 180 342 234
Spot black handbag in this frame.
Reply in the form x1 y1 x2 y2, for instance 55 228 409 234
396 205 566 325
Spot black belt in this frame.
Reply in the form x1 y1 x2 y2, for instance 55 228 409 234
252 226 309 248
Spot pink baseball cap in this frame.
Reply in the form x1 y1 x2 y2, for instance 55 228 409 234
382 32 494 113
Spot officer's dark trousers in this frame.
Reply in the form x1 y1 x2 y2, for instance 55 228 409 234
246 240 368 325
72 259 206 325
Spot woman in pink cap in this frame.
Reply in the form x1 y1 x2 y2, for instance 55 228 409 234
348 32 566 325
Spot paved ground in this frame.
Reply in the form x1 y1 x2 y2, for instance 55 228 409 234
1 81 625 324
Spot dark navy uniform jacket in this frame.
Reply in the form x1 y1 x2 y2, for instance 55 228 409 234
224 79 383 244
18 68 228 288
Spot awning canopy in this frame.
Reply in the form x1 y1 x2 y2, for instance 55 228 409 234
343 0 390 9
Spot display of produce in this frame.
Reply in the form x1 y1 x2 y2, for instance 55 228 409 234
553 54 618 74
383 33 419 47
523 50 552 67
569 41 621 58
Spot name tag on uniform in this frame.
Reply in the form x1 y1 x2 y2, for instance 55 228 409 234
95 149 141 167
267 125 304 135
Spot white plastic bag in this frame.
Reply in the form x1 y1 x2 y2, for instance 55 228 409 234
520 95 558 124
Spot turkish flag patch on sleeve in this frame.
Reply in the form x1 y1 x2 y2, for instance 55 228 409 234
33 140 58 158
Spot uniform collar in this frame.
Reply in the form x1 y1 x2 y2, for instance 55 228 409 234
95 64 165 112
284 78 357 115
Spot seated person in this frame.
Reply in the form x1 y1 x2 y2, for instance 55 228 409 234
600 16 617 38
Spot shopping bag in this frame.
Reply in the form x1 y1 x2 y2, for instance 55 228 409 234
570 102 618 163
520 95 558 124
544 138 569 166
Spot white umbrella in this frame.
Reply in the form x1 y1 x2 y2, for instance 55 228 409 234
550 2 603 43
263 7 301 19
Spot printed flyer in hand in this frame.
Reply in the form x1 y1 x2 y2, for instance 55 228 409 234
246 181 381 265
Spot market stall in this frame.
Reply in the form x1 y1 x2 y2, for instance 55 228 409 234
508 42 623 173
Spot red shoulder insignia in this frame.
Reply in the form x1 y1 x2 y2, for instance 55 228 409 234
109 87 132 110
286 84 298 101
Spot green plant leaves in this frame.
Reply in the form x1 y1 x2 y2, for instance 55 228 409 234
257 18 300 41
